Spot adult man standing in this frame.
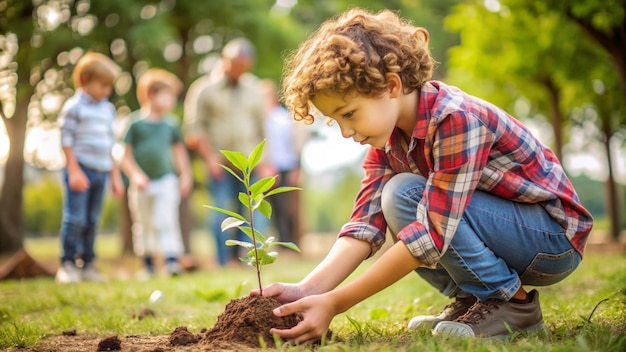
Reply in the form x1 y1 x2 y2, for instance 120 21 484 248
184 38 268 267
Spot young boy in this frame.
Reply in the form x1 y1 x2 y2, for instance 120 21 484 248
253 8 594 342
58 52 123 284
121 68 192 277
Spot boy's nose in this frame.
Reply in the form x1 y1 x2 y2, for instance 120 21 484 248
339 125 355 138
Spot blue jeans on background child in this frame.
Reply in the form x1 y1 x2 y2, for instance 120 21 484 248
381 173 581 302
207 171 270 266
60 164 108 265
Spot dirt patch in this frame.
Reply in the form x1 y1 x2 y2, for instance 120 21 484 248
28 296 303 351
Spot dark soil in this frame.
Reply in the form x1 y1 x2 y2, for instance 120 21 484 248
201 295 301 348
96 335 122 351
26 295 316 351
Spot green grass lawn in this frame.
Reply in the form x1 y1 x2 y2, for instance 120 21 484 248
1 233 625 351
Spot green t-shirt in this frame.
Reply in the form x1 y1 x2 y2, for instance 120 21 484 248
124 115 182 180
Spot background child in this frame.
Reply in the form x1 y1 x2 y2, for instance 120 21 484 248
253 8 594 343
57 52 123 284
121 68 192 278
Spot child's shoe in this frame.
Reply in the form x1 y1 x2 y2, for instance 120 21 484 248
55 261 82 284
408 295 477 330
82 263 105 282
165 257 182 277
432 289 546 339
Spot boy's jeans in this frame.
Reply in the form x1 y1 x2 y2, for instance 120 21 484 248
60 164 108 265
381 173 581 302
207 171 270 266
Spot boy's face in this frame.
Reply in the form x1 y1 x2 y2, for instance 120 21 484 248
149 88 177 113
311 90 399 149
82 78 113 102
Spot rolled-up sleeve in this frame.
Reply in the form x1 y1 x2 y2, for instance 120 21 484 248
338 148 394 258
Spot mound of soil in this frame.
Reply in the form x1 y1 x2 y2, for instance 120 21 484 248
201 295 301 348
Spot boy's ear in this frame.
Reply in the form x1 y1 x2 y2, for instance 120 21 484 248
386 73 402 98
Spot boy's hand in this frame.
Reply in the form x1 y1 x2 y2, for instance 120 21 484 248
68 169 89 192
179 175 193 197
131 172 150 190
207 159 225 180
270 294 336 345
110 172 124 198
250 282 305 304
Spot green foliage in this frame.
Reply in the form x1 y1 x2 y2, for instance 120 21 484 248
205 140 301 293
22 177 62 236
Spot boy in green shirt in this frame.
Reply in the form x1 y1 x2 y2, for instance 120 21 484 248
121 68 192 277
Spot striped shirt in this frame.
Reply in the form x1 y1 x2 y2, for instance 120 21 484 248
59 90 116 172
338 81 593 267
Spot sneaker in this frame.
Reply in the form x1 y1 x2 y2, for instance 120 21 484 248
408 296 477 330
82 263 105 282
56 261 82 284
165 260 182 277
432 289 546 339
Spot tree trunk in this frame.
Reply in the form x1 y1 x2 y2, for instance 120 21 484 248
0 96 28 256
601 125 621 242
119 186 134 256
543 78 563 162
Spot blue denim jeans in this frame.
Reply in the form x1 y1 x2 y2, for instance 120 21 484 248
207 171 270 266
381 173 581 301
60 164 108 265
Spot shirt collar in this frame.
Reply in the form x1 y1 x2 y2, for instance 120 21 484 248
383 81 439 153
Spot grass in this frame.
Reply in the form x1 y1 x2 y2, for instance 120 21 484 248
1 232 625 351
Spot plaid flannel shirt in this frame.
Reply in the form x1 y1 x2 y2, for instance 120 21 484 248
338 81 593 267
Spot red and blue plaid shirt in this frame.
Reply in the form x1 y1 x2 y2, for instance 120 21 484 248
338 81 593 267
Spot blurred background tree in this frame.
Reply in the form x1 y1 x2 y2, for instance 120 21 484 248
0 0 623 260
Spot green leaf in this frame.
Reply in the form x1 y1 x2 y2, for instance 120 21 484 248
240 226 267 243
238 192 251 210
269 241 301 252
249 176 276 198
220 164 244 183
225 239 255 249
248 139 266 170
221 150 248 173
266 186 301 197
204 205 246 222
221 217 245 231
257 199 272 219
247 248 277 265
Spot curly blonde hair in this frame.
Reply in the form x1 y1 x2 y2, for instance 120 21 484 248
282 8 435 124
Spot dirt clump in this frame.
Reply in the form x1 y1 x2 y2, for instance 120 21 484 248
169 326 200 346
201 295 301 348
96 335 122 351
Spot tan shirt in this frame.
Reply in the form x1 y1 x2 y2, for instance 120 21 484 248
184 73 264 155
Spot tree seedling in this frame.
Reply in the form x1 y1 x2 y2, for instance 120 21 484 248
205 140 301 296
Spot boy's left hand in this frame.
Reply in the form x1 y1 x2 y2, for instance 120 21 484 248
180 175 193 198
270 293 336 345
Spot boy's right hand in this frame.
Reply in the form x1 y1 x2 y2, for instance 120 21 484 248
131 172 150 190
68 169 90 192
250 282 306 304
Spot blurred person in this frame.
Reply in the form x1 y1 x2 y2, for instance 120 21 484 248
57 52 123 284
184 37 269 267
252 8 594 343
121 68 193 277
260 79 309 247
